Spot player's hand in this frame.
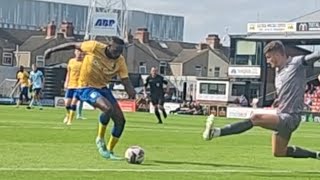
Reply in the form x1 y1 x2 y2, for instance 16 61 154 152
143 92 147 98
44 48 52 59
127 90 136 99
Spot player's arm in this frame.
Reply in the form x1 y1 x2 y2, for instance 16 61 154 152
118 58 136 99
14 73 20 87
44 42 82 59
163 77 169 93
303 51 320 65
121 78 136 99
143 77 149 97
64 64 71 89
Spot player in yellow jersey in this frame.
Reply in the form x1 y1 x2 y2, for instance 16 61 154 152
63 49 84 125
15 66 30 108
44 37 136 160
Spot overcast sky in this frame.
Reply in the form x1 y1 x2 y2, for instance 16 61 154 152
42 0 320 42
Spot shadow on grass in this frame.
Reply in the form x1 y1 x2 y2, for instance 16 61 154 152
252 172 320 178
153 160 266 169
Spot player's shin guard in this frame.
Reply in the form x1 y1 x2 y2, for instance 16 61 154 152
98 113 111 139
65 105 71 115
286 146 317 158
107 120 126 152
154 107 162 123
68 105 77 124
219 119 253 137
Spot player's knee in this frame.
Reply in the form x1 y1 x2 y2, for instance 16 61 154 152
65 105 71 111
99 112 111 125
250 114 262 125
71 105 77 111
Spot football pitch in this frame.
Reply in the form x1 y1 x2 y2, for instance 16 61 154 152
1 106 320 180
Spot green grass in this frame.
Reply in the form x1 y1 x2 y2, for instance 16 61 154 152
1 105 320 179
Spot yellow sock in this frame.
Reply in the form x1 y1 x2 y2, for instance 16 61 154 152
107 136 119 152
68 110 75 124
97 123 107 139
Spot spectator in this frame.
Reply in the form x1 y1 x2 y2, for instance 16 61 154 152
239 95 249 107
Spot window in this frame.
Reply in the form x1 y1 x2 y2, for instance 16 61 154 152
200 83 226 95
159 61 167 75
2 52 13 66
159 42 168 49
139 62 147 74
36 55 45 67
250 88 259 98
249 84 260 98
231 84 246 96
214 67 220 77
195 65 202 76
232 40 262 65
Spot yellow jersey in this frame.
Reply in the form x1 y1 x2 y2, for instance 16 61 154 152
78 40 129 88
17 71 29 87
67 58 82 88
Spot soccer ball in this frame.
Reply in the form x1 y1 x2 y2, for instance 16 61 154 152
124 146 145 164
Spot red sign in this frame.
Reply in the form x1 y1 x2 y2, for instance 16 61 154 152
118 100 136 112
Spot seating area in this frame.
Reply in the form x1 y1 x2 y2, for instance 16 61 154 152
304 85 320 112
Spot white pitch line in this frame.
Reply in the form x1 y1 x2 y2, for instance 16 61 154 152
0 168 319 173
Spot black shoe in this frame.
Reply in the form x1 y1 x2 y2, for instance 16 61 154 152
163 113 167 119
26 106 31 109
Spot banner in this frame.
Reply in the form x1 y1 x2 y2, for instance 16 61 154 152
118 100 136 112
40 99 55 107
218 106 227 117
228 66 261 78
91 12 118 36
227 107 276 119
0 98 14 105
149 102 180 114
296 22 320 31
247 22 296 33
54 97 65 108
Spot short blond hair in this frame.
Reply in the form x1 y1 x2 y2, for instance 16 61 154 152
263 40 286 55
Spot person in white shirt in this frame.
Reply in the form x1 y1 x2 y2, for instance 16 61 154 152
27 64 44 110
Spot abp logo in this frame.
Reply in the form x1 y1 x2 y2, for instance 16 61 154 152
94 19 116 28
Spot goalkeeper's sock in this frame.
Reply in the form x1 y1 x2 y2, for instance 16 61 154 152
77 101 84 117
29 98 35 108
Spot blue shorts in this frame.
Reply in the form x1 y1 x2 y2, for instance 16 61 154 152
76 87 117 106
65 89 78 99
19 87 29 100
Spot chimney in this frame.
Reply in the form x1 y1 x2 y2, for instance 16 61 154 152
206 34 220 49
134 28 149 43
198 43 209 50
60 21 74 38
46 21 56 39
